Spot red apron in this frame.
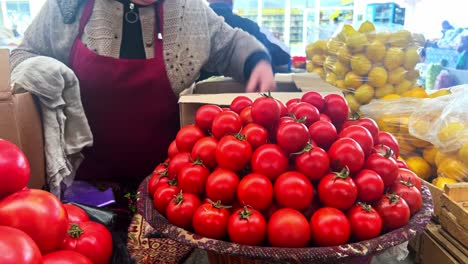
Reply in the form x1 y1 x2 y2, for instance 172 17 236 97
70 0 179 183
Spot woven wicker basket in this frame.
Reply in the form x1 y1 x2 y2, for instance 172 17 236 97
137 177 433 264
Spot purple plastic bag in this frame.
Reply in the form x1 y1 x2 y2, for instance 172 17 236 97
62 181 116 207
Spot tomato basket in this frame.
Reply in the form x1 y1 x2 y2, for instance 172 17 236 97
137 177 433 264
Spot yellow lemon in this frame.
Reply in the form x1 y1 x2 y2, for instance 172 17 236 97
345 93 361 113
429 89 451 98
388 67 407 85
382 93 401 100
337 46 352 64
359 21 376 34
395 79 413 94
406 69 420 82
311 54 325 66
346 33 368 53
377 116 401 134
323 56 336 71
423 146 438 165
350 54 372 75
384 48 405 71
408 135 431 148
332 61 349 79
327 38 344 55
368 67 388 88
432 177 458 189
409 87 429 98
306 40 327 58
438 122 465 142
306 61 314 72
326 72 337 86
312 67 325 79
339 24 358 41
406 156 433 180
354 84 375 104
335 80 346 90
457 142 468 164
344 71 363 89
435 151 449 167
375 32 390 43
404 47 420 70
437 157 467 181
366 40 386 63
389 30 412 47
375 84 395 98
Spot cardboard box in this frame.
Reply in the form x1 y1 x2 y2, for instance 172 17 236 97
0 49 45 189
179 73 342 127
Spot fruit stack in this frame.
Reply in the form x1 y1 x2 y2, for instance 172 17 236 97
146 91 429 252
306 21 426 113
0 139 113 264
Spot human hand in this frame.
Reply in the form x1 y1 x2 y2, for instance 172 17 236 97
246 61 276 93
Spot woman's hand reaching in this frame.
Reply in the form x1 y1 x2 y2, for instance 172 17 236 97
246 61 276 93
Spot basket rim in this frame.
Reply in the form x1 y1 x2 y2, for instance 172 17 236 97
137 177 433 262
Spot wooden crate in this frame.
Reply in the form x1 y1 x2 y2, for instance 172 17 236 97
417 223 468 264
439 183 468 248
423 181 443 220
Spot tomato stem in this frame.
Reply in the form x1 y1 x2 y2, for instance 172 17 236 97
234 132 247 141
173 190 184 206
192 156 205 166
384 148 394 158
207 199 232 209
168 179 178 186
158 169 168 178
387 193 401 204
357 202 373 213
333 167 350 179
67 223 84 238
290 142 314 156
399 178 414 188
350 112 361 121
238 206 252 220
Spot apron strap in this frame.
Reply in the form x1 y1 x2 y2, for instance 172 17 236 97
78 0 96 39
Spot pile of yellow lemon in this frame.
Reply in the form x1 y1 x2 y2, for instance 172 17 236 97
306 21 427 113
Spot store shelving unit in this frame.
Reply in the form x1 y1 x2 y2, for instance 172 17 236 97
365 2 405 26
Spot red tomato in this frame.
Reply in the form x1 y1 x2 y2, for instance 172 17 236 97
310 207 351 246
205 169 239 205
319 114 332 122
261 202 281 221
318 169 357 210
397 168 422 190
0 189 68 253
291 102 320 127
328 138 365 174
251 144 289 181
166 192 202 229
191 137 218 169
153 185 180 215
176 125 205 153
0 226 42 264
342 117 380 144
365 152 399 188
167 140 179 159
42 251 93 264
390 179 423 215
178 159 210 196
211 111 243 139
323 94 349 126
347 203 382 241
269 116 295 143
230 96 252 114
308 120 338 150
375 194 411 231
152 162 168 175
274 171 314 210
228 207 266 246
294 144 330 182
396 159 409 169
276 99 288 117
193 201 231 239
216 134 253 172
339 125 374 155
301 91 325 112
301 196 322 219
167 152 192 179
195 104 223 131
251 94 281 127
239 106 254 125
148 174 169 197
267 208 310 247
241 124 269 149
373 144 396 158
62 222 113 264
237 173 273 211
354 169 384 203
0 139 30 199
377 132 400 158
63 204 90 223
286 98 301 107
276 121 310 153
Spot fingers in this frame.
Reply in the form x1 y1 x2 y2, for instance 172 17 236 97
246 73 258 93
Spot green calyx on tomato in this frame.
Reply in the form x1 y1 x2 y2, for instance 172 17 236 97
383 148 394 158
357 202 373 213
238 206 253 220
168 178 178 186
67 223 84 239
172 191 185 206
386 193 401 204
260 90 274 98
333 167 350 180
234 132 248 141
290 142 314 156
191 156 205 166
207 199 232 209
158 169 168 178
398 178 415 188
288 113 307 124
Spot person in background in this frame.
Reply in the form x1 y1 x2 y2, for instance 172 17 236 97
456 35 468 70
204 0 291 76
441 20 455 38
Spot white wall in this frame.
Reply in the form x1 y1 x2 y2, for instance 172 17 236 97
30 0 47 18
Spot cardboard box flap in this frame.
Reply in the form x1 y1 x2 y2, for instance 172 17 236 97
0 49 11 99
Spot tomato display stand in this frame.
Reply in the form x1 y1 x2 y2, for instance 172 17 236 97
137 177 433 264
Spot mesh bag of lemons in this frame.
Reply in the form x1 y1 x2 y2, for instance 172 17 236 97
361 86 468 189
306 21 426 113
